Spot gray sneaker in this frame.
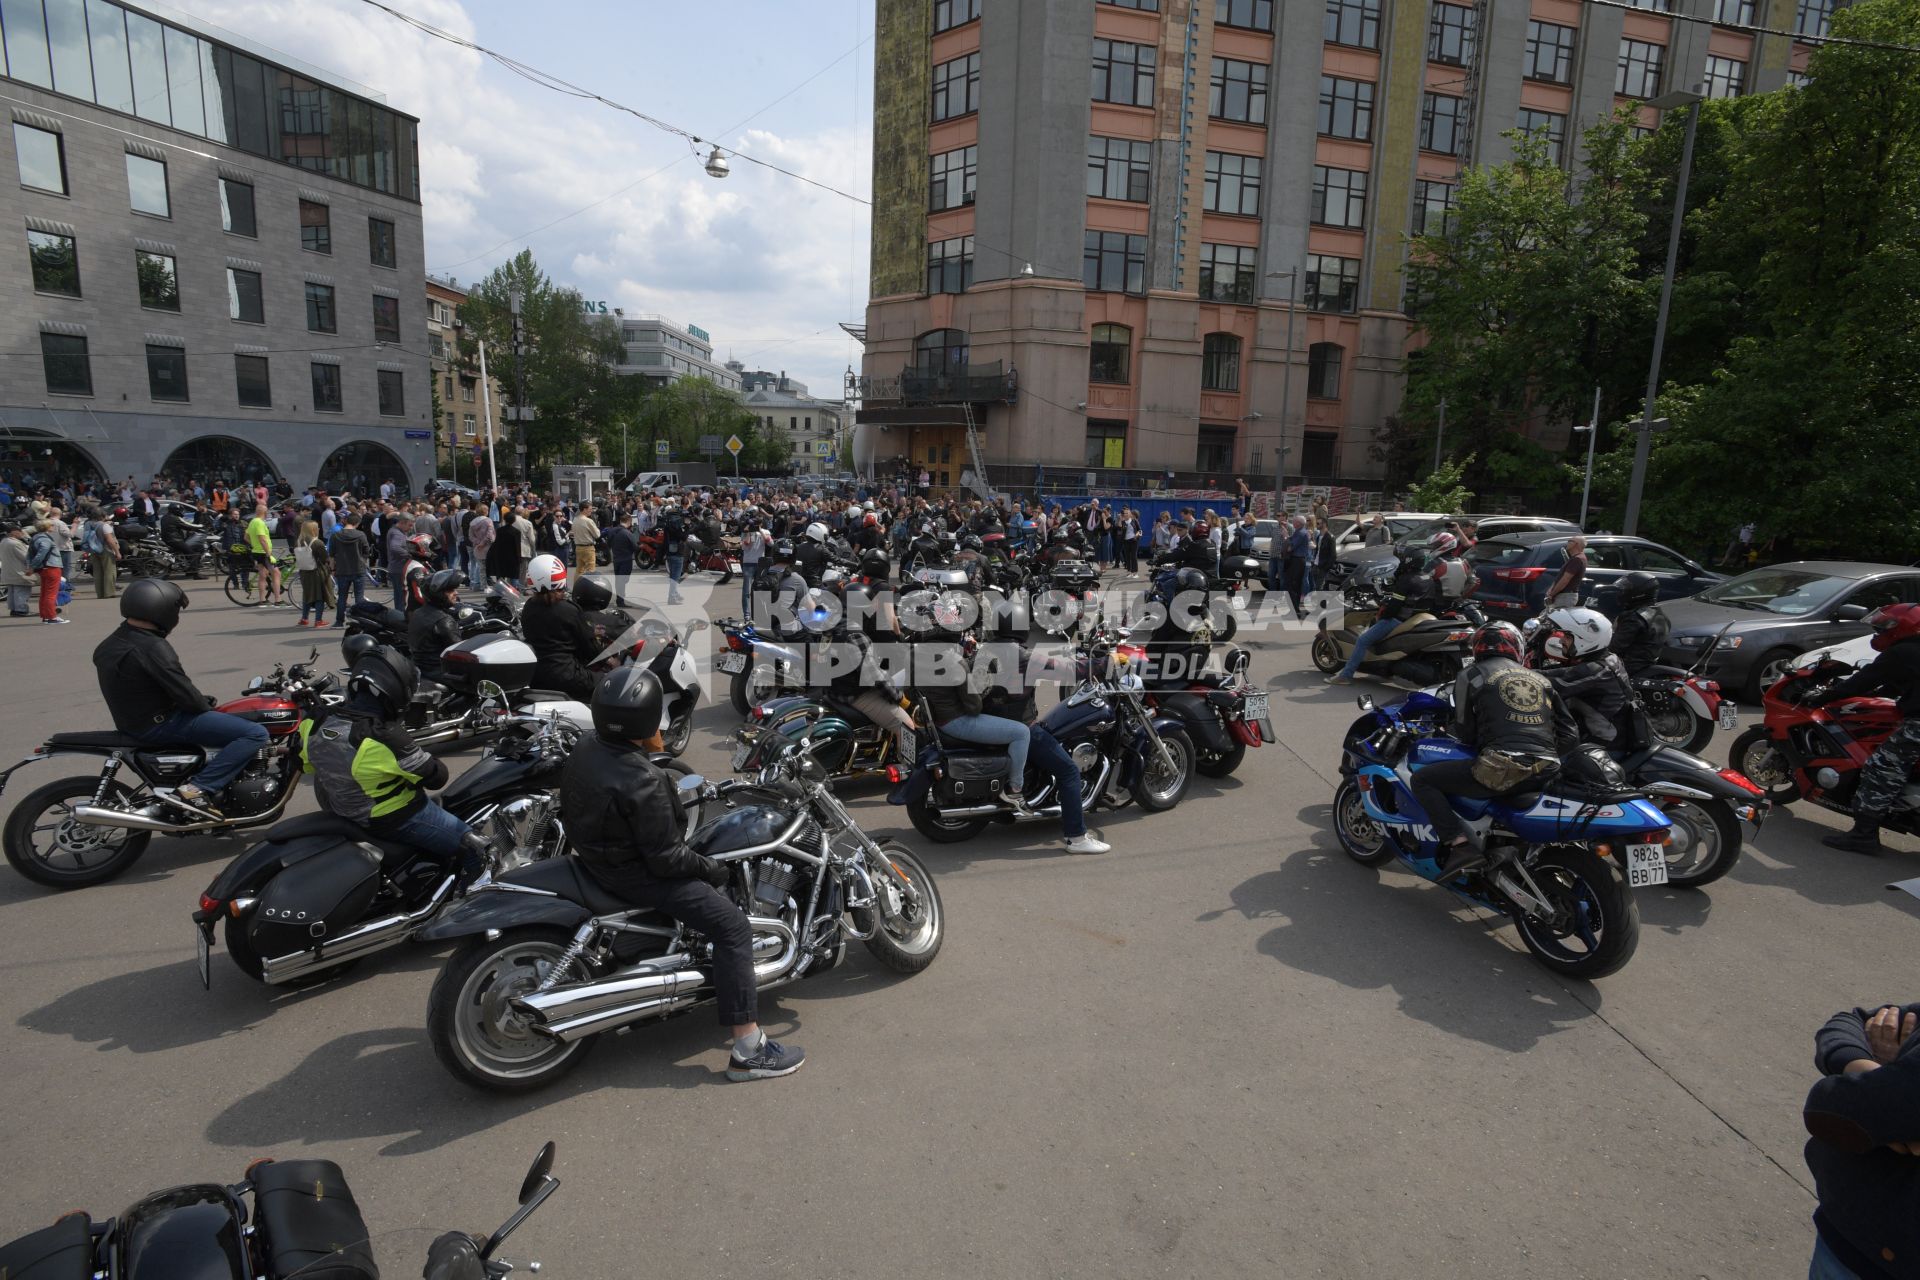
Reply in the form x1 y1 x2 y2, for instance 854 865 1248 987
726 1037 806 1082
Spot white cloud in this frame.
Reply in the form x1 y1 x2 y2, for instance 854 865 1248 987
186 0 871 396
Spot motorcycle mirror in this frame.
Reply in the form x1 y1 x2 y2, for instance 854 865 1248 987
519 1142 556 1205
1356 695 1375 713
675 773 707 799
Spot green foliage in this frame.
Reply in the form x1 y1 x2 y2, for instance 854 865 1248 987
1405 454 1476 513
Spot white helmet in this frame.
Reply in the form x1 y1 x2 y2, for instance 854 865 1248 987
804 521 829 544
526 553 568 594
1540 606 1613 662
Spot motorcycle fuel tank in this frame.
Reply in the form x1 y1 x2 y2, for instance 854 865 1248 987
690 806 790 856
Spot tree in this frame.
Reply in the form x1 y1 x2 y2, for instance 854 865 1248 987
1405 454 1475 514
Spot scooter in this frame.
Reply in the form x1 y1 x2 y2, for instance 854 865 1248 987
1312 567 1483 686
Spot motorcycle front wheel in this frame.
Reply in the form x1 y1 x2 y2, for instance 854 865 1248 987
2 776 151 889
1131 727 1194 811
858 842 944 974
1511 844 1640 979
428 928 598 1093
661 711 692 757
1730 727 1800 803
1332 778 1394 867
1310 633 1344 674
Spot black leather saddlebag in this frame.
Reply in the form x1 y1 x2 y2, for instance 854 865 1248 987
252 1159 378 1280
937 753 1009 803
247 843 382 960
0 1215 92 1280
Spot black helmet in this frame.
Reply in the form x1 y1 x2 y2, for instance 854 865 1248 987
572 575 612 612
120 577 188 636
591 666 663 744
767 538 795 565
1050 526 1069 543
1471 621 1525 664
858 549 891 579
342 633 379 667
348 645 419 715
959 533 983 552
1618 570 1659 607
424 569 465 609
1173 567 1209 594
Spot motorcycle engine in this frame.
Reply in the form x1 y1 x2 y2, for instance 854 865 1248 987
1068 741 1102 773
225 771 282 817
748 856 804 919
481 794 559 872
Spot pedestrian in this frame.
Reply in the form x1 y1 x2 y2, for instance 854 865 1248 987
1282 515 1309 618
89 508 120 598
385 513 414 609
738 516 769 617
1543 535 1588 610
28 519 65 624
1801 999 1919 1279
570 504 601 587
467 499 495 587
1364 513 1391 546
1 522 34 617
330 512 370 627
1313 516 1337 593
606 510 637 606
511 506 536 582
1120 508 1141 573
294 519 330 627
247 503 285 606
49 507 74 600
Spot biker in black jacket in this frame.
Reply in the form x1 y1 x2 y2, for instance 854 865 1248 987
1608 572 1671 676
560 668 805 1081
406 570 464 679
158 508 204 576
1410 621 1579 879
519 554 599 699
1532 607 1646 751
1171 523 1219 576
1809 606 1920 854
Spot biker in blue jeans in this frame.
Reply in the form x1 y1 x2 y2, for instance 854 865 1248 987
1330 545 1439 685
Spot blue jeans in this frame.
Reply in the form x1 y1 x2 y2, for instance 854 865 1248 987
1340 616 1403 679
666 553 684 600
375 799 472 863
940 714 1030 793
740 561 759 616
333 573 366 625
1029 726 1088 838
1809 1236 1862 1280
135 709 270 793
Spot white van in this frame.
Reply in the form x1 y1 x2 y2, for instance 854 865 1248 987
626 471 679 495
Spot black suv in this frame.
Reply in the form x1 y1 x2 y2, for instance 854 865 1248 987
1466 533 1723 617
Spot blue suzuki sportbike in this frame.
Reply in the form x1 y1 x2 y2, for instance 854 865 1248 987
1334 691 1670 978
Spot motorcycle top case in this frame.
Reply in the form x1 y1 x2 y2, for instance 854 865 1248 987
438 635 539 693
251 1160 377 1280
0 1214 92 1280
247 841 383 958
117 1186 249 1280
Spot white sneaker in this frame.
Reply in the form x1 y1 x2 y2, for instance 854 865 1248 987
1063 832 1111 855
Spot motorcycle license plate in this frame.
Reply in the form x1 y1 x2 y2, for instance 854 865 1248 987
195 923 212 989
1625 842 1669 888
731 736 755 770
716 651 749 674
1716 704 1738 732
897 729 915 763
1241 691 1269 721
727 561 741 574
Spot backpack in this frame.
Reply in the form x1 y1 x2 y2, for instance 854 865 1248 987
294 539 316 572
84 522 105 554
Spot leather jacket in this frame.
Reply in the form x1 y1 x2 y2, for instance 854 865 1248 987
792 540 832 586
1450 657 1577 759
521 597 598 697
560 736 720 883
407 603 460 677
1540 651 1644 749
1172 537 1217 574
1610 605 1671 675
1814 636 1920 717
1377 560 1439 623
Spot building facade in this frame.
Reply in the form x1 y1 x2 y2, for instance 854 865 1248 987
615 314 741 391
855 0 1824 492
732 365 844 475
0 0 430 495
426 274 507 478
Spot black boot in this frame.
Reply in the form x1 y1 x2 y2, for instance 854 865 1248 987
1438 836 1487 880
1822 818 1884 856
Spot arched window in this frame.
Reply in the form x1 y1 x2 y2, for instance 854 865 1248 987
1307 342 1344 399
915 328 969 374
1089 323 1132 383
319 440 411 498
1201 332 1241 391
160 436 282 489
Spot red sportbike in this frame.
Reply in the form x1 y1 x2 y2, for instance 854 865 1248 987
1728 659 1915 829
0 652 339 890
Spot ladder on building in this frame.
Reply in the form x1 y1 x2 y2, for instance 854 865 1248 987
960 401 996 500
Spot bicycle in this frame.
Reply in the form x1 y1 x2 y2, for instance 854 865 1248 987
223 548 295 607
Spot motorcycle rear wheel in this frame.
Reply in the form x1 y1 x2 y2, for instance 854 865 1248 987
858 842 944 974
906 795 990 843
1511 845 1640 980
1194 735 1246 778
1131 728 1193 811
428 928 598 1093
2 776 151 889
1647 699 1713 754
1730 727 1800 803
1654 796 1741 888
1332 778 1394 867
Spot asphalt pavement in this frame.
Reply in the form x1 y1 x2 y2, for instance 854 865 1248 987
0 572 1910 1278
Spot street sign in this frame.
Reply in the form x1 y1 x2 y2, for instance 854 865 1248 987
698 434 722 454
403 429 431 439
725 435 744 456
825 454 837 466
654 439 670 459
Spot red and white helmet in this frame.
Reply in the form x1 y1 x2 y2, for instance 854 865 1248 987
1867 602 1920 652
526 553 567 593
1427 530 1459 558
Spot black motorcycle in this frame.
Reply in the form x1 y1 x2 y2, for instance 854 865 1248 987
0 1143 559 1280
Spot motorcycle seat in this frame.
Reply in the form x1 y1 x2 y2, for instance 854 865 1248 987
257 811 417 862
499 857 645 917
1504 788 1546 809
518 689 577 704
47 729 147 749
1635 665 1694 680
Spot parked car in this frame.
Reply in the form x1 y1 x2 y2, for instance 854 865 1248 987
1658 561 1920 702
1465 533 1723 618
1326 512 1450 554
1331 514 1581 584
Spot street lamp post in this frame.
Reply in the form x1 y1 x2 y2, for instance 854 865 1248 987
1574 385 1601 530
1623 85 1704 535
1265 267 1300 507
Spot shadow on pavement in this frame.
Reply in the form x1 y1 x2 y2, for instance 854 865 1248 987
1728 807 1918 907
1634 886 1715 933
0 835 254 910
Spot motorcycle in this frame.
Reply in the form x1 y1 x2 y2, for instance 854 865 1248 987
1311 566 1483 686
683 532 740 585
1125 641 1271 779
419 727 944 1092
109 521 188 580
1630 624 1737 753
1334 691 1662 978
0 655 338 889
716 616 809 716
732 665 917 785
0 1143 559 1280
894 628 1195 843
1729 658 1919 828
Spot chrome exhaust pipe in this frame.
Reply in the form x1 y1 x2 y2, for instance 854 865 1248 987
543 994 702 1043
520 918 800 1037
72 804 214 833
259 876 455 984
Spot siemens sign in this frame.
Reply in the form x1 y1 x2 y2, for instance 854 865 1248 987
579 300 610 315
687 324 710 341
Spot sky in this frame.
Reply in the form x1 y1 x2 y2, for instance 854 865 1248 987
183 0 875 398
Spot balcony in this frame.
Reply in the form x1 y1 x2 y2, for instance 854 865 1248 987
859 361 1017 407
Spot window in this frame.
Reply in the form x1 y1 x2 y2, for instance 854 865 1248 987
41 332 90 395
377 369 404 416
1420 93 1462 154
125 153 169 216
1633 546 1694 574
235 354 271 407
932 0 978 32
929 145 977 211
368 217 396 268
1428 3 1477 65
1318 76 1375 140
300 200 331 253
1204 151 1262 215
136 249 178 311
1196 426 1236 472
1704 54 1747 98
1795 0 1832 36
1083 231 1146 294
1517 108 1568 166
1086 421 1128 468
28 230 79 296
1089 324 1132 384
228 268 264 323
1101 0 1158 8
1325 0 1381 49
1617 39 1665 98
926 237 973 294
932 53 980 120
462 378 476 402
220 178 255 236
1209 58 1268 123
1307 343 1343 399
462 413 477 436
309 362 342 411
1216 0 1273 30
1300 433 1337 479
145 344 188 401
915 328 969 373
1524 21 1576 84
1311 166 1368 229
1199 243 1258 303
305 282 337 333
14 123 67 193
1201 333 1241 392
1715 0 1754 22
1091 40 1156 106
1305 254 1360 312
1412 179 1456 235
1087 136 1152 201
372 295 401 344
